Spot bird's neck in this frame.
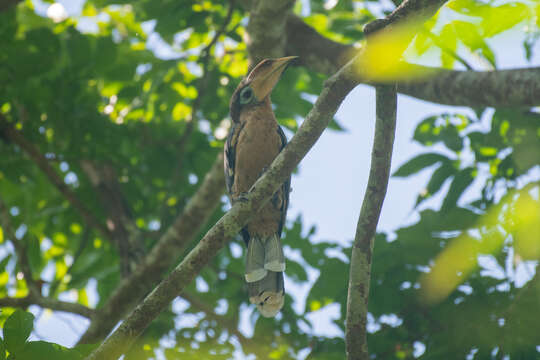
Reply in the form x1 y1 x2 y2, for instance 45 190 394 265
239 97 277 127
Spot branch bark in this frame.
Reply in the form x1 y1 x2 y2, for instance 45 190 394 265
345 84 397 360
85 53 359 360
246 0 295 64
284 9 540 108
78 153 225 344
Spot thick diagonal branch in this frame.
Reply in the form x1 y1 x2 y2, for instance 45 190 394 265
345 84 397 360
85 54 358 360
78 154 225 344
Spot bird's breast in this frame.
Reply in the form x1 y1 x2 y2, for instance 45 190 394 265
233 119 281 194
233 112 283 236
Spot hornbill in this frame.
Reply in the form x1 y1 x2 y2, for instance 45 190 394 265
224 56 296 317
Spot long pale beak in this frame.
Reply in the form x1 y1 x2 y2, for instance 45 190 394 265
247 56 298 101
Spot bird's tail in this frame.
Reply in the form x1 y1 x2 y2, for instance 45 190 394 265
245 233 285 317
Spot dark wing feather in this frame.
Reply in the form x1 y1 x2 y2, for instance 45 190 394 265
224 121 243 195
224 121 250 245
276 125 291 237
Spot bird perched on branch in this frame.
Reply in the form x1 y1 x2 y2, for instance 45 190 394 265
224 56 296 317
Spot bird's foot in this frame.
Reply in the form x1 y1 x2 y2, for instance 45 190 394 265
232 192 249 204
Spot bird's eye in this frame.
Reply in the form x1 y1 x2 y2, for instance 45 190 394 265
239 87 254 104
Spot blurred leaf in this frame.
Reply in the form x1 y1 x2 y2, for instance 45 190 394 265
4 310 34 354
0 337 5 360
416 160 456 206
481 3 530 38
17 341 83 360
441 167 475 211
306 258 348 311
26 235 42 276
393 153 450 177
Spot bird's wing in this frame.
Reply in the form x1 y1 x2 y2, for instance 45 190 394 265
224 121 243 195
224 121 250 245
276 125 291 237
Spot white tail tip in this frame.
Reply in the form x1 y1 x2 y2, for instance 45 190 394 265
264 260 285 272
245 268 267 283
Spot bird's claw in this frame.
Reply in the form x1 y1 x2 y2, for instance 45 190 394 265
233 192 249 204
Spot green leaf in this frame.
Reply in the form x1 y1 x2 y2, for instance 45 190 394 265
413 115 438 145
393 153 450 177
482 3 530 38
306 258 348 311
416 160 456 206
441 126 463 152
66 28 92 70
26 235 42 276
17 341 83 360
0 337 6 360
3 310 34 354
328 118 346 132
439 23 458 68
441 167 475 211
287 260 308 282
414 31 433 56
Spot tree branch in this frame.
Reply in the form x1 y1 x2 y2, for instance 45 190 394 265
246 0 295 64
345 84 397 360
78 153 225 344
0 295 95 319
0 116 111 240
395 66 540 107
345 3 437 357
284 9 540 107
85 49 359 360
363 0 447 36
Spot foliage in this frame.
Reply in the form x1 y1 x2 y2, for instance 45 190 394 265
0 309 92 359
0 0 539 359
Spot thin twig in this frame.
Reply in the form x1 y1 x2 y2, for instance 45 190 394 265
0 295 95 318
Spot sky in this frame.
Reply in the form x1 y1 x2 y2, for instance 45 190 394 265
17 0 540 357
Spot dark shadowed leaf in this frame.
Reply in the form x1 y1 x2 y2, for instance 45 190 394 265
441 167 475 211
4 310 34 354
393 153 450 177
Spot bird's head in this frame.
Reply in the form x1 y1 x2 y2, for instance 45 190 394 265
250 290 285 318
230 56 297 122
